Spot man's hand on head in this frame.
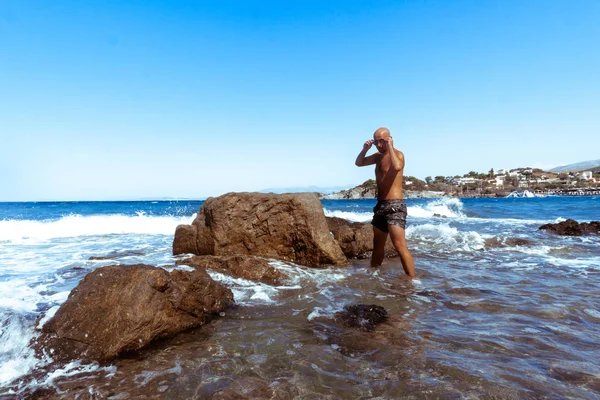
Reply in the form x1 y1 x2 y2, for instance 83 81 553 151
384 136 394 150
363 140 374 151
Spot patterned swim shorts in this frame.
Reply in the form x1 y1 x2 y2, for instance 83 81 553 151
371 200 407 232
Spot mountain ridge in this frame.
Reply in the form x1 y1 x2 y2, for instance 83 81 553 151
549 159 600 173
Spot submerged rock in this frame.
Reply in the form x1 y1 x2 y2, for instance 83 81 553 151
335 304 389 332
34 264 233 362
484 236 534 248
326 217 396 259
177 255 288 285
539 219 600 236
173 192 348 267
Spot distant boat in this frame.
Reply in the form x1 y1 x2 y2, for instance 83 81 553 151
506 190 539 198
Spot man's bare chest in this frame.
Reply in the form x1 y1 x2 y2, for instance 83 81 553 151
376 156 393 175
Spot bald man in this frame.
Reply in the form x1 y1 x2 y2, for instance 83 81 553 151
355 127 416 277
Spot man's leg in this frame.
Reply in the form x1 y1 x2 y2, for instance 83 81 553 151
388 224 415 277
371 226 388 267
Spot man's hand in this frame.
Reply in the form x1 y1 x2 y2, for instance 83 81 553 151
363 140 374 151
384 136 394 150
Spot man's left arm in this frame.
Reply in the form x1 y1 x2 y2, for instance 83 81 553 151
386 138 405 171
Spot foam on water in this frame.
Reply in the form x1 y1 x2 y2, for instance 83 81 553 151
406 223 485 252
323 209 372 222
324 198 467 223
0 214 195 243
407 198 467 219
201 261 350 306
0 312 40 387
13 361 117 396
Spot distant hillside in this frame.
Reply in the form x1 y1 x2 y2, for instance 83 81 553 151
259 185 351 194
550 159 600 173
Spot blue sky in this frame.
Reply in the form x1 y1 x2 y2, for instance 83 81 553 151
1 0 598 200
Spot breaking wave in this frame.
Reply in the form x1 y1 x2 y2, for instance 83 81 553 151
0 213 195 243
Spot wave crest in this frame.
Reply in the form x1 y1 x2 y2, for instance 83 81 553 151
0 214 196 242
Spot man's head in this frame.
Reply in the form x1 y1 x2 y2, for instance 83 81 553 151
373 127 391 153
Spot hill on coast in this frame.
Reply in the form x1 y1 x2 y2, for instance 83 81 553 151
549 159 600 173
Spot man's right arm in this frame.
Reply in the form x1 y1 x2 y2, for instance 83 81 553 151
355 140 380 166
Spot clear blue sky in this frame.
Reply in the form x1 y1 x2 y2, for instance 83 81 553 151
1 0 598 200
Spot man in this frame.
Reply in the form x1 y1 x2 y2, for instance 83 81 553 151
355 127 416 277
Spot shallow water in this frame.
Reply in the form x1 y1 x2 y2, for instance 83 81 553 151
1 197 599 399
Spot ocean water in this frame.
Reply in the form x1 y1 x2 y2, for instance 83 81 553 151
0 197 598 399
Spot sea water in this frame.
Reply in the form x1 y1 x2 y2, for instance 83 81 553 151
0 197 598 398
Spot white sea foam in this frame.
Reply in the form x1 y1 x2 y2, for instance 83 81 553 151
0 313 40 387
323 210 371 222
407 198 467 219
22 361 116 395
0 279 44 313
0 214 195 243
406 223 485 252
324 198 466 223
584 309 600 319
307 305 342 321
37 306 60 330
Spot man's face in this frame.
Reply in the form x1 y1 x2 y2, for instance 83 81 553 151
373 132 389 153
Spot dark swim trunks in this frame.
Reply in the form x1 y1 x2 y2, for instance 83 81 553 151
371 199 407 232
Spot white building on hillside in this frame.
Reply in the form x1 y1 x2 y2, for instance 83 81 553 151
459 177 479 185
581 171 593 180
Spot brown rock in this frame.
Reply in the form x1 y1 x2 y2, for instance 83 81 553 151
173 192 348 267
539 219 600 236
484 237 534 248
326 217 396 259
173 224 198 255
177 255 288 285
34 264 233 362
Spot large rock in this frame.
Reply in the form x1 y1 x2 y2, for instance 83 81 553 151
173 192 348 267
539 219 600 236
34 264 233 362
177 255 288 285
326 217 396 259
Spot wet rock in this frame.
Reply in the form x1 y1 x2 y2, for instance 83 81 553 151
326 217 396 259
173 192 348 267
34 264 233 362
335 304 389 332
484 237 534 248
539 219 600 236
172 224 198 255
177 255 288 285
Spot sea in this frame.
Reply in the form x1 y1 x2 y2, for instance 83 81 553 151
0 196 598 399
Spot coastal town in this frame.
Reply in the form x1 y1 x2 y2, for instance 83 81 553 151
324 165 600 199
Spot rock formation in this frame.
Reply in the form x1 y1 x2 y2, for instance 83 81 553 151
321 180 378 199
34 264 233 362
326 217 396 258
173 192 348 267
177 255 288 285
321 179 445 199
539 219 600 236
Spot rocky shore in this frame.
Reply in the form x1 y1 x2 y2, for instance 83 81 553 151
320 180 445 199
32 192 390 369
